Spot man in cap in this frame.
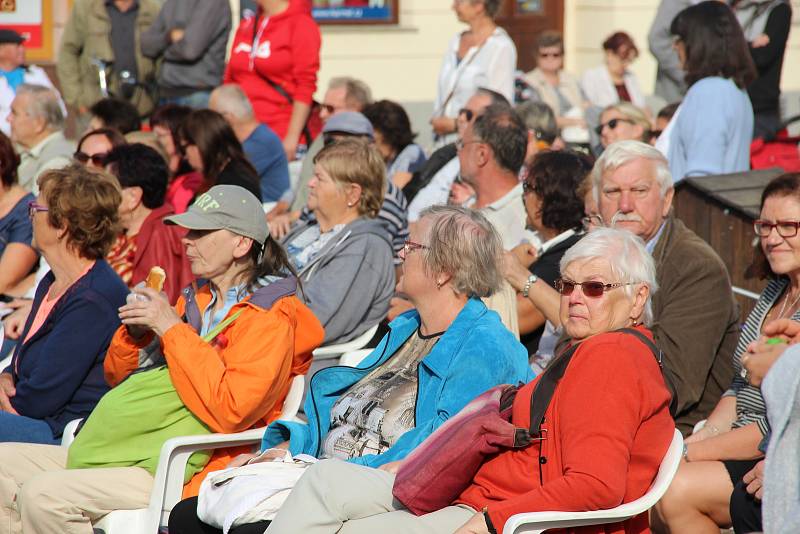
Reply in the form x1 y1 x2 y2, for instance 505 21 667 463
0 30 62 136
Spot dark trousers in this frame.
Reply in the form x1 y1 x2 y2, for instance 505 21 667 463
168 496 271 534
730 479 763 534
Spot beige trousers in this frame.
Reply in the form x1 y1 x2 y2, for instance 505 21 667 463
0 443 153 534
266 459 475 534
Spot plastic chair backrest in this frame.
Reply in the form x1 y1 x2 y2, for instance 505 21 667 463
502 428 684 534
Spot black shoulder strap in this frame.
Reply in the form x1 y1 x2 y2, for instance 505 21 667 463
529 341 581 435
617 327 663 367
618 327 679 417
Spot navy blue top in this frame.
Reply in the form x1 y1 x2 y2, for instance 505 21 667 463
243 123 290 202
4 260 129 438
0 193 35 259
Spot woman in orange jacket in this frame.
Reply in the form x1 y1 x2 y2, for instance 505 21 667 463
0 185 324 534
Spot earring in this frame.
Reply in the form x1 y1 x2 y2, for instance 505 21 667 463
436 280 443 289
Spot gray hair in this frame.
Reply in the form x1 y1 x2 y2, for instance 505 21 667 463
418 205 503 298
515 101 558 144
16 84 64 130
210 84 254 120
591 140 673 204
328 76 372 110
477 0 501 17
559 227 658 325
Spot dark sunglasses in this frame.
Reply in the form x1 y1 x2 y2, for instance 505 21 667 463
594 118 635 136
555 277 637 298
458 108 474 122
754 219 800 238
321 103 337 115
538 52 562 59
74 151 108 166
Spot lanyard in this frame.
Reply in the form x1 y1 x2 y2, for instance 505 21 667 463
249 15 270 71
201 309 244 343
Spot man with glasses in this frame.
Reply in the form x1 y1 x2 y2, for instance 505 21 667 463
407 87 509 222
593 140 737 435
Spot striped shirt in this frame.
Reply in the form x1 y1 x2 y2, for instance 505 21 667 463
726 277 800 436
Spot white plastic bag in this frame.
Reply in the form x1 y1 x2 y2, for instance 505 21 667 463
196 449 317 533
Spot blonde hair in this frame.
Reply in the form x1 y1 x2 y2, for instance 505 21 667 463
601 102 651 141
313 138 386 219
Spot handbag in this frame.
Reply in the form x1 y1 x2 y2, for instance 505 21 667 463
196 450 317 534
392 328 671 516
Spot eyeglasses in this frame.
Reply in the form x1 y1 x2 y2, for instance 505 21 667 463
538 52 562 59
402 240 429 256
753 219 800 238
402 240 429 255
458 108 475 122
455 138 484 151
74 151 108 166
28 201 48 219
581 214 605 229
594 118 635 136
522 180 538 195
555 277 638 298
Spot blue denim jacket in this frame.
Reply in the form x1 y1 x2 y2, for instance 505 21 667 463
262 298 533 467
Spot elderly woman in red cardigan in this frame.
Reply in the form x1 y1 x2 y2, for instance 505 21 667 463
262 227 675 534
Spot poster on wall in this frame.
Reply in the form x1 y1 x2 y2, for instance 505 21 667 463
0 0 52 61
312 0 399 24
0 0 42 47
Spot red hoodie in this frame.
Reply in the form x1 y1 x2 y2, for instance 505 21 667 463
225 0 321 141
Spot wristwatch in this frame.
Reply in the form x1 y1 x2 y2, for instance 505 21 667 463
522 274 538 298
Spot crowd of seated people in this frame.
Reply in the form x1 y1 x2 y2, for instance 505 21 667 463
0 0 797 531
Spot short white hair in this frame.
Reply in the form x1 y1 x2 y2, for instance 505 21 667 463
209 84 254 120
559 227 658 326
591 140 673 204
16 84 64 130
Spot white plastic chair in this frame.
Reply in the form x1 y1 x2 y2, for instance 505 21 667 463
339 348 373 367
312 324 379 360
502 428 684 534
83 375 307 533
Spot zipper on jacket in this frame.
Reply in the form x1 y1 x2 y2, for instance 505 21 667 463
309 328 392 458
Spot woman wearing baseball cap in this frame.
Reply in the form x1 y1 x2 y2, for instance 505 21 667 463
0 185 324 531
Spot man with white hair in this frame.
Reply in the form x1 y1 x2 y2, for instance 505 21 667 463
8 84 74 193
593 139 738 434
209 84 289 203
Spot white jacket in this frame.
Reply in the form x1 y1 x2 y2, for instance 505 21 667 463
0 65 64 136
433 27 516 146
580 64 646 110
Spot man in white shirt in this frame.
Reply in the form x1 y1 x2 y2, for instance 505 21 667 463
0 30 62 137
8 84 74 193
458 104 528 250
408 87 510 222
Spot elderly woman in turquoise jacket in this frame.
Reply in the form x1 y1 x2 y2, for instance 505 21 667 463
168 205 532 533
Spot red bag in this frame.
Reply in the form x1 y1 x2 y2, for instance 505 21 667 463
391 383 526 516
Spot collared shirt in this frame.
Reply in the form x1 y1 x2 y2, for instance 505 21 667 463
105 0 140 80
0 67 25 92
646 221 668 254
17 130 74 193
200 283 246 338
479 182 529 250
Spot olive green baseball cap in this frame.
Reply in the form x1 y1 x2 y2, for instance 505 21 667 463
164 185 268 244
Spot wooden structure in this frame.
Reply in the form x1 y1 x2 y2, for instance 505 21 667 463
673 168 785 319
